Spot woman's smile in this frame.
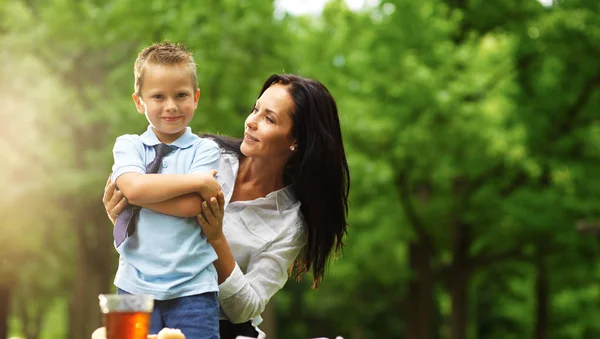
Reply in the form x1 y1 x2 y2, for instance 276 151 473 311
244 133 259 142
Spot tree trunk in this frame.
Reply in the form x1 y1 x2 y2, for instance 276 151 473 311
449 223 471 339
405 240 435 339
351 327 363 339
261 300 276 339
68 202 115 339
24 306 44 339
0 284 10 339
67 117 116 339
16 291 44 339
534 256 548 339
449 270 469 339
69 238 113 339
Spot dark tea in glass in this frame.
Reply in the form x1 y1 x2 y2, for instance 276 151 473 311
99 294 153 339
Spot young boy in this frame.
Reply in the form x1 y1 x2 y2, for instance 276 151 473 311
111 42 221 339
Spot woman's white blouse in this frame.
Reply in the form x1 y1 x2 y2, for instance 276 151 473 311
216 152 307 330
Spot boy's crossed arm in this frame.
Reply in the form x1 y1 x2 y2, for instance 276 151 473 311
115 171 219 205
138 193 205 218
112 135 221 219
115 171 218 218
104 176 208 220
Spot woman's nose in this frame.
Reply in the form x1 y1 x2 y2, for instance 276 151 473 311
245 115 258 130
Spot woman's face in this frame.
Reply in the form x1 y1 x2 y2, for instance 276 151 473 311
240 83 297 161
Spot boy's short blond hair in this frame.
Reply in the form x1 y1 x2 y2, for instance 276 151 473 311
133 41 198 96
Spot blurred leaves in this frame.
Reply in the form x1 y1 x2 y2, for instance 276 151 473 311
1 0 600 338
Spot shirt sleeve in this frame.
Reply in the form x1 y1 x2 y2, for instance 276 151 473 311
112 135 145 183
189 138 221 173
218 223 307 324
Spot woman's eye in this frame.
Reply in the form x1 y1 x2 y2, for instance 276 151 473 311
251 107 258 113
266 116 274 123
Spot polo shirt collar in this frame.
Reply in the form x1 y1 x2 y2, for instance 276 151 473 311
139 126 196 149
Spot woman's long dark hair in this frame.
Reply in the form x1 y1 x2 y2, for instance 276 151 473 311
203 74 350 288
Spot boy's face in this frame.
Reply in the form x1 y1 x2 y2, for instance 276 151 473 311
133 63 200 144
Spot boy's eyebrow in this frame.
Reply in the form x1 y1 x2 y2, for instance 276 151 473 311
147 87 193 93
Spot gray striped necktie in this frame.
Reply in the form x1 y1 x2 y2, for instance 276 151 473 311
113 143 174 247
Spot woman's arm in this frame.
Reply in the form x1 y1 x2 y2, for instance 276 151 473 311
218 228 306 323
103 177 128 224
197 200 306 324
197 193 236 283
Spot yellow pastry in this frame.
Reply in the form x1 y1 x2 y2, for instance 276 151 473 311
91 326 163 339
91 327 106 339
157 328 186 339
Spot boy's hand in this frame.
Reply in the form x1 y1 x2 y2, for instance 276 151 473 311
194 170 221 201
197 191 226 243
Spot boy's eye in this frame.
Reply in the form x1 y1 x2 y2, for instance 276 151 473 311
177 93 188 98
152 94 163 99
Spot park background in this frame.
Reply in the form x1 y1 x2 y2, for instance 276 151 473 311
1 0 600 338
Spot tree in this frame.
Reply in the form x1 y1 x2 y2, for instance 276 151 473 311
276 1 600 338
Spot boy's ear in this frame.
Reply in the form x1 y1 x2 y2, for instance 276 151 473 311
132 93 145 114
193 89 201 109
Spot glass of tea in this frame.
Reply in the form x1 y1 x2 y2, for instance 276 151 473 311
98 294 154 339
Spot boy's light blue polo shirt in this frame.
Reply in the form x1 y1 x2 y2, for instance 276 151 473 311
111 126 220 300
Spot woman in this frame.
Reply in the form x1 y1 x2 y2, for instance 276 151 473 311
103 74 350 339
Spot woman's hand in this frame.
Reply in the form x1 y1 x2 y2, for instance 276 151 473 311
102 175 128 225
197 191 226 243
194 170 221 202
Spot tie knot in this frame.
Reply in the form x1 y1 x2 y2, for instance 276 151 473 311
154 143 173 158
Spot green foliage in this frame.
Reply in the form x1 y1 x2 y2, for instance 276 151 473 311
1 0 599 338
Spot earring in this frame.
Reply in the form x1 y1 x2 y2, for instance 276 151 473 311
290 146 296 151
